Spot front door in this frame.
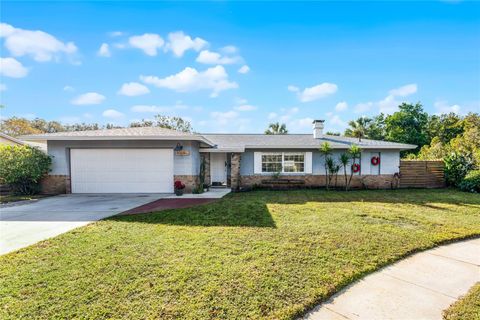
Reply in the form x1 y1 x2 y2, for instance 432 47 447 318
210 153 227 185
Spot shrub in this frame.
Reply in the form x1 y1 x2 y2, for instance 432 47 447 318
444 152 475 187
459 170 480 193
0 145 51 195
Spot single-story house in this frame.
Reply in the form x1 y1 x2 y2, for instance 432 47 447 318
21 120 416 194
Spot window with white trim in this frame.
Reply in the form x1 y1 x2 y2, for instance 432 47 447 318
261 152 305 173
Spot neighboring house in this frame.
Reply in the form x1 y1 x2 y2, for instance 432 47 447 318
0 132 47 152
20 120 416 194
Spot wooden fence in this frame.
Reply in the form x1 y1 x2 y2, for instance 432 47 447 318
399 160 445 188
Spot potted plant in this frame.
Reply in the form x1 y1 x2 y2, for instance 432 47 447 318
174 180 185 196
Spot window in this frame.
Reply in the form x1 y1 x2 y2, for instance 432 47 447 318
261 152 305 173
262 153 282 173
283 153 305 172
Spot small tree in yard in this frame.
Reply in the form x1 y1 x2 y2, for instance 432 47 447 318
0 145 51 195
319 142 332 190
340 153 350 190
326 157 340 188
347 145 362 191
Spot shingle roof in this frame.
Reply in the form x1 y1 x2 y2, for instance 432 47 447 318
20 126 216 146
22 126 194 137
202 134 416 150
21 127 416 150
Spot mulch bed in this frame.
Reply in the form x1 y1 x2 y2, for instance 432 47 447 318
120 198 218 215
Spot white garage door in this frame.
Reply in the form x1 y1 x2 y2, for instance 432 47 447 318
70 149 174 193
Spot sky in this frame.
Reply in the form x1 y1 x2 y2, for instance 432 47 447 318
0 1 479 134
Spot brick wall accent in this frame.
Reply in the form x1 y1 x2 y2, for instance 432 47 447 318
40 175 70 194
240 174 398 190
174 175 199 193
399 160 445 188
230 153 241 191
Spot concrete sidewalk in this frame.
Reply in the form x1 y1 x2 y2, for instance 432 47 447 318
304 238 480 320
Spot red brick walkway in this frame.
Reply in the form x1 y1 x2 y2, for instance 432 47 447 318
120 198 218 215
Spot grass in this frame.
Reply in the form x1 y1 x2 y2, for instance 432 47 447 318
0 194 48 204
444 282 480 320
1 189 480 319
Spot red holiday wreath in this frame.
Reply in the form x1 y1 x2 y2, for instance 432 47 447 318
371 156 380 166
351 163 361 173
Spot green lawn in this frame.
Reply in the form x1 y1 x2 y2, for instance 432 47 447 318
1 189 479 319
444 282 480 320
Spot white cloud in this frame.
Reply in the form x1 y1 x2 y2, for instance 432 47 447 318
0 57 28 78
353 83 418 115
108 31 124 37
378 95 399 114
117 82 150 96
102 109 124 119
128 33 164 56
130 103 187 113
238 65 250 74
268 112 278 120
63 85 74 92
71 92 106 105
290 83 338 102
287 85 299 92
434 101 461 114
0 84 6 91
278 107 300 123
289 117 314 130
210 110 239 125
165 31 207 57
388 83 417 97
140 65 238 97
354 102 374 114
221 45 237 54
0 23 77 62
328 114 348 128
234 104 257 111
97 43 111 57
131 105 165 113
335 101 348 112
196 49 241 65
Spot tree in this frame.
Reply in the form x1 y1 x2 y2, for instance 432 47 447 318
319 142 332 190
339 152 350 190
0 145 52 194
384 102 429 154
154 115 193 132
427 113 463 145
0 117 42 136
30 118 65 133
265 122 288 135
347 145 361 190
129 119 154 128
344 117 372 142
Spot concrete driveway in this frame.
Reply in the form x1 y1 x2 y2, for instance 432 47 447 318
0 194 163 255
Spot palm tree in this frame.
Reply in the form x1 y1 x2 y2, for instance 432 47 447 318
319 142 332 190
265 122 288 135
347 145 362 190
339 153 350 190
344 117 372 142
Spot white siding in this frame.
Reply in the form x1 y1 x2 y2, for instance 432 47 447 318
305 152 313 174
380 150 400 174
253 152 262 174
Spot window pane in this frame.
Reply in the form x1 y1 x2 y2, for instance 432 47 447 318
283 153 305 173
262 153 282 172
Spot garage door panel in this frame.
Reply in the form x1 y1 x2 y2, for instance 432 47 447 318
71 149 173 193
